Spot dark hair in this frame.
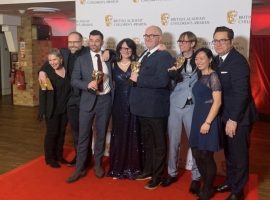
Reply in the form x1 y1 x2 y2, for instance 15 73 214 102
89 30 104 40
68 31 83 40
115 38 138 62
179 31 198 48
213 26 234 40
194 47 215 78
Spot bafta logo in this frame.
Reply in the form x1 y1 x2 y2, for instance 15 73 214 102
227 10 238 24
79 0 86 5
161 13 170 26
105 15 113 27
132 37 141 45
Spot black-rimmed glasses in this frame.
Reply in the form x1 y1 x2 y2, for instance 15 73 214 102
212 39 231 45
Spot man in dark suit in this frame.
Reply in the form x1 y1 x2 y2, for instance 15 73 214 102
213 26 257 200
66 30 113 183
39 31 88 165
129 25 174 190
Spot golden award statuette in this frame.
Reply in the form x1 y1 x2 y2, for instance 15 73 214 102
92 70 104 84
130 61 141 73
175 56 186 69
39 78 53 90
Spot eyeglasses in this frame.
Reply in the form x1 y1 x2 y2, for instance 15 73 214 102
120 47 132 52
68 41 81 44
143 34 160 39
177 40 192 44
212 39 230 45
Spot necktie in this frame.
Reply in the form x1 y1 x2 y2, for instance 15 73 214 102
140 51 150 65
218 56 223 67
95 54 103 92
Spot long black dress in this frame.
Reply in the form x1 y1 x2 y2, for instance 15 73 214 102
107 62 142 179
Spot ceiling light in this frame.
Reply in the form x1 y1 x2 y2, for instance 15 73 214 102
27 7 60 13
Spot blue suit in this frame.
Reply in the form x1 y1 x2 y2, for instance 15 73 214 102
71 48 113 171
167 57 200 181
129 50 174 181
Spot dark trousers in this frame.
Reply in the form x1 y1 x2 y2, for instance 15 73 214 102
224 124 251 195
139 116 167 181
67 105 79 150
45 113 67 162
76 94 111 171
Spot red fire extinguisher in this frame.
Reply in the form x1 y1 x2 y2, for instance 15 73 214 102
15 67 26 90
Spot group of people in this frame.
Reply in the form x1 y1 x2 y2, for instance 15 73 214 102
38 25 257 200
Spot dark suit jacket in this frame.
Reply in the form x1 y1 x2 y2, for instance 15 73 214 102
71 49 113 112
129 50 174 118
216 47 257 126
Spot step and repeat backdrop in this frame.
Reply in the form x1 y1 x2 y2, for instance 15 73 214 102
75 0 252 175
76 0 252 57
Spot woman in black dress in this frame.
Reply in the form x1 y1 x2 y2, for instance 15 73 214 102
189 48 222 199
39 48 71 168
107 38 142 179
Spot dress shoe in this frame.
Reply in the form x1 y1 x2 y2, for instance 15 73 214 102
198 188 215 200
161 175 177 187
46 160 61 168
66 170 87 183
58 158 69 165
226 192 244 200
94 166 105 178
215 184 231 193
144 179 162 190
189 180 201 195
136 173 152 181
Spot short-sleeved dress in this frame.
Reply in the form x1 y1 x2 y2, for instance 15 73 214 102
189 72 222 152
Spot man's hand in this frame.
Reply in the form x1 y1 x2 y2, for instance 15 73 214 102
225 119 237 138
168 66 177 71
88 80 98 91
158 43 167 51
102 50 110 62
38 71 47 85
130 72 138 82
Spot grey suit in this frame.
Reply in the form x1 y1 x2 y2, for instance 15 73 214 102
71 49 113 171
167 63 200 180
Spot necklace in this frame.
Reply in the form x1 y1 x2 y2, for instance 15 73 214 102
120 61 131 67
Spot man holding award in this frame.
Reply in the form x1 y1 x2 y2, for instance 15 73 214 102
129 25 174 190
67 30 113 183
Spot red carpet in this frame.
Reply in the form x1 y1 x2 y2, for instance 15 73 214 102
0 149 258 200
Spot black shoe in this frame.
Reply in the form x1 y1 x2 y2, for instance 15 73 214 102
94 166 105 178
160 175 177 187
58 158 69 165
136 173 152 181
144 179 162 190
226 192 244 200
189 180 201 195
198 188 215 200
215 184 231 193
46 160 61 168
66 170 87 183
